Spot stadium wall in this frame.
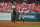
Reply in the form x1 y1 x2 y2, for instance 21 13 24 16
15 13 40 21
0 13 40 21
0 13 11 21
20 13 40 21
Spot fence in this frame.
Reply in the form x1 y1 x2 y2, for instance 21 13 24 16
0 13 40 21
0 13 11 21
15 13 40 21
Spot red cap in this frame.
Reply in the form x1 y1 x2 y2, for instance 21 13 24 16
9 2 10 3
0 2 1 3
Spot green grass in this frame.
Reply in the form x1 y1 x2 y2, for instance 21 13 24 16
20 25 40 27
17 21 40 23
0 21 40 23
4 25 40 27
0 21 12 23
0 21 40 27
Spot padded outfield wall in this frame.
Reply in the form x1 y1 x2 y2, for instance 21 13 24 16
15 13 40 21
0 13 40 21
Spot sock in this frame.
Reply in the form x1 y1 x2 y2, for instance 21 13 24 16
23 19 24 23
17 19 20 21
15 20 17 22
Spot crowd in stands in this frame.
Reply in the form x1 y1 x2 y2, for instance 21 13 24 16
0 1 40 13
